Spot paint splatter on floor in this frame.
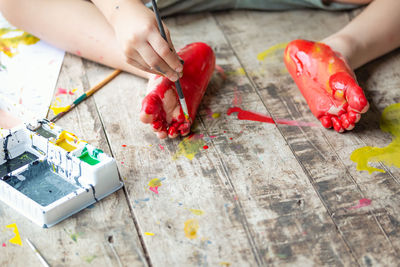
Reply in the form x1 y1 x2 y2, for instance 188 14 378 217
227 107 317 127
348 198 372 210
257 42 288 61
173 134 206 160
215 64 227 80
203 145 209 150
184 219 199 239
148 178 164 194
70 232 81 242
158 144 164 150
144 232 155 236
2 243 6 247
0 28 40 57
212 113 221 119
351 103 400 174
50 97 70 116
5 223 22 246
55 87 77 96
188 209 204 216
84 255 97 263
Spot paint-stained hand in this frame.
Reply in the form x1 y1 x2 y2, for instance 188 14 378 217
109 0 183 81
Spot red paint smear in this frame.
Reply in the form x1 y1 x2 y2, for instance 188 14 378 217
122 145 127 147
209 135 217 138
229 138 233 140
203 145 209 149
2 243 6 247
121 162 124 164
149 186 159 194
227 107 317 127
56 87 75 96
348 198 372 210
158 144 164 150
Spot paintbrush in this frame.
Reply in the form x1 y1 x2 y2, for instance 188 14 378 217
49 69 121 123
150 0 190 122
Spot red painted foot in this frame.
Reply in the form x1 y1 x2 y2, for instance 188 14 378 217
284 39 369 133
140 42 215 139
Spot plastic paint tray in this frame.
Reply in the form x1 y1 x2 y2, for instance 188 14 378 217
0 121 123 228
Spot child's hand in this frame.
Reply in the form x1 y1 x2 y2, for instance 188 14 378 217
110 0 183 81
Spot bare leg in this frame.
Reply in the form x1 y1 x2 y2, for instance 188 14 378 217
0 0 150 78
324 0 400 69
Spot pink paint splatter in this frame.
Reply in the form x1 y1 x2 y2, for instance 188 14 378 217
348 198 372 210
2 243 6 247
233 87 242 106
99 56 104 61
215 64 226 80
56 87 76 96
149 187 159 194
76 50 82 56
158 144 164 150
121 162 124 164
209 135 217 139
227 107 318 127
205 107 213 118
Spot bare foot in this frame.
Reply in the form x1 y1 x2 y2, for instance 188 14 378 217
140 42 215 139
284 39 369 132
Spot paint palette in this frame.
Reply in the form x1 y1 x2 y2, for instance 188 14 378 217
0 120 123 228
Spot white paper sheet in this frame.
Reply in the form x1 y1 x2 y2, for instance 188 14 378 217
0 12 65 121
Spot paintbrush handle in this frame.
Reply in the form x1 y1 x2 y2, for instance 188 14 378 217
50 69 121 123
86 69 121 97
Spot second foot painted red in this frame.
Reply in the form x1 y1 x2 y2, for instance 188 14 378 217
140 42 216 139
284 39 369 132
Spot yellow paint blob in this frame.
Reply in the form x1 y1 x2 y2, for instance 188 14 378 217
184 219 199 239
226 67 246 76
189 209 204 216
144 232 155 236
212 113 221 119
50 97 70 116
257 43 288 61
351 103 400 174
0 28 40 57
6 223 22 246
173 135 205 160
148 178 162 187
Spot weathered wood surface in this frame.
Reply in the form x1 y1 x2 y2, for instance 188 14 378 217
0 54 147 267
1 7 400 267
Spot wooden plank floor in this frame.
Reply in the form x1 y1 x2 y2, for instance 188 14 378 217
1 8 400 266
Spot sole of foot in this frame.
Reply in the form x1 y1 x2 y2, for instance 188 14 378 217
284 39 369 133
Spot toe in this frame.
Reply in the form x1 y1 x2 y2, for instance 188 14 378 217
330 72 369 114
339 113 354 130
319 115 332 128
331 116 344 133
140 112 153 124
157 131 168 139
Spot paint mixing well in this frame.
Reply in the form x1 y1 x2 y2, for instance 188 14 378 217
0 122 123 228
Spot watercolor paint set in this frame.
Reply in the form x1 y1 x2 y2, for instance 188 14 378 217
0 119 123 228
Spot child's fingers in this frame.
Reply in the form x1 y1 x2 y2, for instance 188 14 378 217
149 33 183 74
125 50 159 75
137 43 179 82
